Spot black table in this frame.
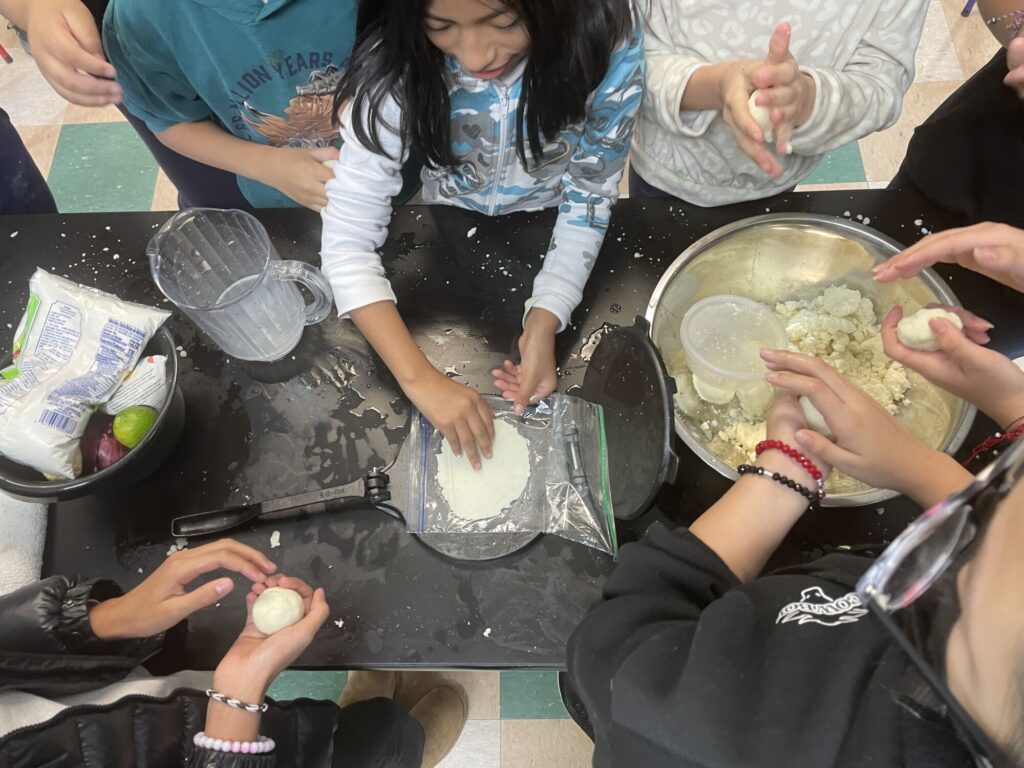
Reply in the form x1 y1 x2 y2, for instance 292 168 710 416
1 192 1019 670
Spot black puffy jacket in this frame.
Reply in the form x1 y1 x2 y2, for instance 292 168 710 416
0 576 340 768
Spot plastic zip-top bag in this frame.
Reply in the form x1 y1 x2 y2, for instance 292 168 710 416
0 270 170 479
407 394 617 556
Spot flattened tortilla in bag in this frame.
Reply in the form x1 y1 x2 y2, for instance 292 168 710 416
0 270 170 479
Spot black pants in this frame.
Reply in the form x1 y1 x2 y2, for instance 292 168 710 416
0 108 57 214
333 698 424 767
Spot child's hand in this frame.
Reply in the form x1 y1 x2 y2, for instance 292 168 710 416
881 306 1024 429
407 371 495 470
216 575 329 688
760 349 953 502
26 0 122 106
89 539 276 640
716 60 784 178
751 23 816 156
492 309 559 415
1005 36 1024 101
873 222 1024 292
762 392 831 485
208 575 329 740
261 146 340 212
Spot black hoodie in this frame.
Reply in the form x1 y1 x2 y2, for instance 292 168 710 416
567 523 975 768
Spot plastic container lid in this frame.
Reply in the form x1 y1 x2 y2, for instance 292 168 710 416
680 295 788 383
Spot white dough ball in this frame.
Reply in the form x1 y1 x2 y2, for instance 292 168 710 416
692 373 736 405
737 380 775 418
896 308 964 352
747 91 774 144
799 396 835 440
252 587 305 635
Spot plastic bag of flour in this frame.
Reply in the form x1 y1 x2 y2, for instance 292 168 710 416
0 270 171 479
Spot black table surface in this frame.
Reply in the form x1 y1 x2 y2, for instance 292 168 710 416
1 192 1020 670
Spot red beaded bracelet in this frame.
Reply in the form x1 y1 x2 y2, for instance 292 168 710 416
755 440 826 499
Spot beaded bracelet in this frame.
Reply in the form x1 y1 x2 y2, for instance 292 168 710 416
738 464 818 505
193 732 275 754
755 440 826 500
205 689 269 714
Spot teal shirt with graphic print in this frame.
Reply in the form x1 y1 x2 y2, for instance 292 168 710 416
103 0 356 208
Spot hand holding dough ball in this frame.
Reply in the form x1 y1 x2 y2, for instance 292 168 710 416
896 308 964 352
799 396 835 440
252 586 305 635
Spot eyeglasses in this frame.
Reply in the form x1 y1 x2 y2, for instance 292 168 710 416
857 437 1024 768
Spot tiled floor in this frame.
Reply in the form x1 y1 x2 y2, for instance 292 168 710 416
267 669 582 767
1 4 998 766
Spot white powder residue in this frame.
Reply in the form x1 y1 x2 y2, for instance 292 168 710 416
483 627 492 638
334 618 345 629
466 227 477 238
269 530 281 549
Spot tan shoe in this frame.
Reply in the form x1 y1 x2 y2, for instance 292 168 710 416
337 671 398 709
409 684 468 768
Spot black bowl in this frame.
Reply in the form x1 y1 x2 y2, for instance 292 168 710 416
0 326 186 503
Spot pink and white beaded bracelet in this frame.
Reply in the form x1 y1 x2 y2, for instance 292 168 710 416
193 732 276 754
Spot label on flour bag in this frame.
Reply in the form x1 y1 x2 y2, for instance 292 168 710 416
103 355 169 414
0 270 170 479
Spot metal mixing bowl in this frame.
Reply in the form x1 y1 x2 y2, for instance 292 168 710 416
645 214 977 506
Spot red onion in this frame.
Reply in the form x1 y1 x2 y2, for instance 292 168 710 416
96 429 129 470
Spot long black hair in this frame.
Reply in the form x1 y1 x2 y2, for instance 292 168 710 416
336 0 633 169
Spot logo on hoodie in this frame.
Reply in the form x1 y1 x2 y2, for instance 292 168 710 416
776 587 868 627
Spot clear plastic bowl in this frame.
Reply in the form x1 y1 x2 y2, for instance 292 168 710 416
679 295 788 391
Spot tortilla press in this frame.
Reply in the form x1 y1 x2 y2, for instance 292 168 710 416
170 316 677 557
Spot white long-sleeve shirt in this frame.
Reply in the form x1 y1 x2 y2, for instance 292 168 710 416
633 0 929 206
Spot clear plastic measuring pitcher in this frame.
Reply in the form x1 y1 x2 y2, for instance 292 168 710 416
147 208 334 362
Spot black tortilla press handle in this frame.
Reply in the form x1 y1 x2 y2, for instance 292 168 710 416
171 503 263 538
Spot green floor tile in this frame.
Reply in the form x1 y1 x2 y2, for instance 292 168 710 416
802 142 866 185
500 671 569 719
267 670 348 702
48 122 158 213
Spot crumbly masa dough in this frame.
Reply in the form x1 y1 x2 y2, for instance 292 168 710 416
896 308 963 352
252 587 304 635
800 396 835 440
437 419 531 521
774 286 909 415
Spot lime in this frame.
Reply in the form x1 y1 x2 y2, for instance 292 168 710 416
112 405 158 449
